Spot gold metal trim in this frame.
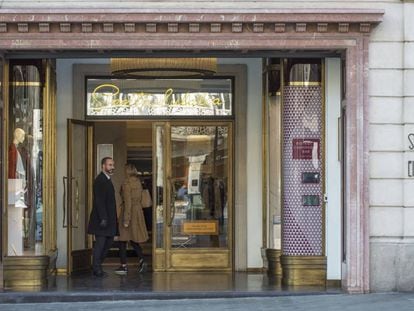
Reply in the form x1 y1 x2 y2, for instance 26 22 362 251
281 255 327 286
326 279 341 288
261 59 268 249
3 256 49 289
9 82 42 87
288 81 321 87
266 248 282 276
2 59 8 264
43 60 58 255
110 58 217 78
56 268 68 276
321 59 326 256
280 58 285 255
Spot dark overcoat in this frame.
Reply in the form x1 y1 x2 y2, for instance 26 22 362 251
87 172 118 237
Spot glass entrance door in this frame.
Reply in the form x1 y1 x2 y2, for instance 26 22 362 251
153 122 233 271
65 119 93 274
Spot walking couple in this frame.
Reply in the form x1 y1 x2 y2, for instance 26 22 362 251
87 157 149 277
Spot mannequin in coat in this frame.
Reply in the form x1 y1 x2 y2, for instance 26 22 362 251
8 128 26 179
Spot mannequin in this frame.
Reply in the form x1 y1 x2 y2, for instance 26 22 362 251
7 128 27 255
8 128 26 179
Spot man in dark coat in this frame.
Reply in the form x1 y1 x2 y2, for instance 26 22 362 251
87 157 118 277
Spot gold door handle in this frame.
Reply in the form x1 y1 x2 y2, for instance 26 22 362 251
167 177 176 227
63 177 68 228
72 178 80 228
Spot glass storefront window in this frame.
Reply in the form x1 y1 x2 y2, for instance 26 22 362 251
170 126 229 248
7 62 43 256
86 78 233 117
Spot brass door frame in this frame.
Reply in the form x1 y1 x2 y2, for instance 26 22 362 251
66 119 94 274
1 58 7 257
152 120 234 271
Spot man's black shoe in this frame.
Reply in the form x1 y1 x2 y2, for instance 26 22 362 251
92 270 107 277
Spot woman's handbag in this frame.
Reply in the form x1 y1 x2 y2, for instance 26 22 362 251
141 189 152 208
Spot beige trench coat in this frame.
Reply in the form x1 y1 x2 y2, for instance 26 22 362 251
118 176 149 243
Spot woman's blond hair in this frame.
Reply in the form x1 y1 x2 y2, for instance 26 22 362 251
125 163 138 177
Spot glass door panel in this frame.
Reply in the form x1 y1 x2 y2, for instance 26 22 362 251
170 125 230 249
153 121 233 271
66 119 93 274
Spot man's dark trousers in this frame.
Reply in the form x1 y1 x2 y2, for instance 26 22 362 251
92 235 113 273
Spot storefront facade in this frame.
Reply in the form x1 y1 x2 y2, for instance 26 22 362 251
1 1 411 293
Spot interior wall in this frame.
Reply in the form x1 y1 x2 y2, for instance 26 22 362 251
94 122 127 206
219 58 263 268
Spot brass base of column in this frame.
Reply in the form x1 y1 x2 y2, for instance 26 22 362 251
281 255 327 286
4 256 49 290
266 249 282 276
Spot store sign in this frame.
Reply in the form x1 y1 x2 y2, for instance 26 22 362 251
182 220 219 235
292 138 320 160
91 84 223 109
86 78 233 117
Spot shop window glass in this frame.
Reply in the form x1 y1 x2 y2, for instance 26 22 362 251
8 62 43 256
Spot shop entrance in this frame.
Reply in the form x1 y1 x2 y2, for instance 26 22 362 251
66 120 233 274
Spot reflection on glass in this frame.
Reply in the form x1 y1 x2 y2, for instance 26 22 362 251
7 62 43 256
155 126 164 248
86 78 232 117
170 126 229 249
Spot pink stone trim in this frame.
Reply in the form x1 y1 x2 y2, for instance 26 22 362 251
39 23 49 33
168 23 178 33
275 23 286 33
81 23 92 33
124 23 135 33
17 23 28 33
232 23 243 33
189 23 200 33
210 23 221 33
103 23 114 33
60 23 71 33
296 23 307 32
253 23 264 33
317 23 328 33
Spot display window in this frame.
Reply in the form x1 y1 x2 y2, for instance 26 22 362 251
7 61 44 256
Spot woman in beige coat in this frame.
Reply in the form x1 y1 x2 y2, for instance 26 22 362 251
115 164 149 275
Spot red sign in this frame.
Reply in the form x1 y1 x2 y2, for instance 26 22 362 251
292 139 320 160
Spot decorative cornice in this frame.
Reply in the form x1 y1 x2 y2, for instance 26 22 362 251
0 9 383 35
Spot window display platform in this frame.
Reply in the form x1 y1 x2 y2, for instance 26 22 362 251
0 271 341 303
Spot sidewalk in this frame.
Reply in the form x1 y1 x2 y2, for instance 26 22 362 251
1 293 413 311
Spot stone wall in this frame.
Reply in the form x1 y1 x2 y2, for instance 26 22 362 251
369 1 414 292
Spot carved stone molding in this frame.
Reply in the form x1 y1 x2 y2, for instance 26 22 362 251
0 9 383 37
